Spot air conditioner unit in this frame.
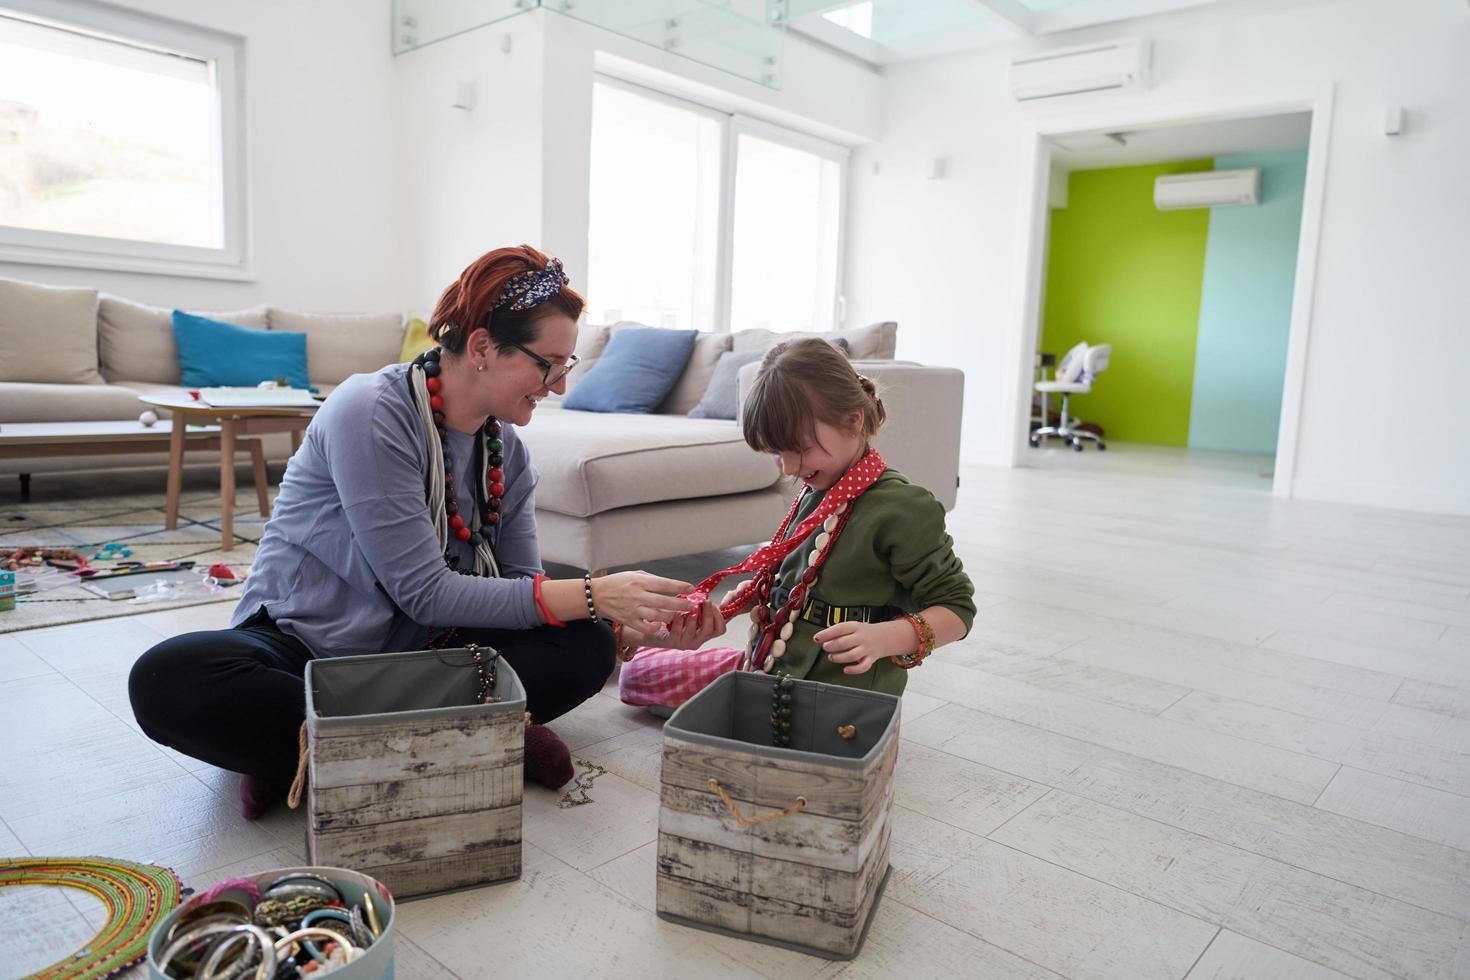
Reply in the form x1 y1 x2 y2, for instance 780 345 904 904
1010 38 1150 102
1154 168 1261 210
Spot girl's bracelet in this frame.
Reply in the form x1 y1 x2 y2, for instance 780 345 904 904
890 612 935 669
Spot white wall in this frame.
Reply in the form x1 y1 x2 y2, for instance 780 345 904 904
394 9 883 307
844 0 1470 515
391 14 548 314
0 0 409 313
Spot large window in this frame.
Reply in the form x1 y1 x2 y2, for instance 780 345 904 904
0 2 246 278
587 78 847 332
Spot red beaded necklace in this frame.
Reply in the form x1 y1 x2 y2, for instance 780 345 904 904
687 448 888 672
413 347 505 561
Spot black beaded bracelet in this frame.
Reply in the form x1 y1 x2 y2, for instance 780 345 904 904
583 572 597 619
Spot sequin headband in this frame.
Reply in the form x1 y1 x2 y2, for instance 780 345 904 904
495 257 569 312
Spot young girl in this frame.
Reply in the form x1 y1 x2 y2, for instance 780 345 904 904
619 337 975 707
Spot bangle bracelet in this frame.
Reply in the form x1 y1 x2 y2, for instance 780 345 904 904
889 612 934 669
583 572 598 619
611 621 637 662
533 574 566 629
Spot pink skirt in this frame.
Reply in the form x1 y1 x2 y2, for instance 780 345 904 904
618 645 745 711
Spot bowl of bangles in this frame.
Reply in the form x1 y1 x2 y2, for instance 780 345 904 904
147 866 394 979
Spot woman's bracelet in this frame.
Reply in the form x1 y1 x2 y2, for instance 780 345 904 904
582 572 598 619
890 612 935 669
533 574 566 628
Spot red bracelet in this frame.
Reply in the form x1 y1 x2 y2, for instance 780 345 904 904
890 613 934 669
533 574 566 628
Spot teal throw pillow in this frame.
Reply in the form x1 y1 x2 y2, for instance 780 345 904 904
172 311 309 388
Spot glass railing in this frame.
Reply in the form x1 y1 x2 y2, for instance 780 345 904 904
392 0 787 89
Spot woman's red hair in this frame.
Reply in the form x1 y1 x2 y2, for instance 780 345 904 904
430 244 585 353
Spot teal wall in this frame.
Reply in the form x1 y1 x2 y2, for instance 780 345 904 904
1187 150 1309 453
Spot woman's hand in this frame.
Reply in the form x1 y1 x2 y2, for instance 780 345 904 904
659 602 728 650
589 572 693 627
815 620 910 675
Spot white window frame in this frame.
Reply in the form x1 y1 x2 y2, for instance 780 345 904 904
591 73 850 333
0 0 250 280
724 112 851 333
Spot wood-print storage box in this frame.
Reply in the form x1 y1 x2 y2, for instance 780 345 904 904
304 647 526 899
656 671 900 959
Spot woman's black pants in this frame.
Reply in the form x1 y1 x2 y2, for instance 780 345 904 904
128 612 616 782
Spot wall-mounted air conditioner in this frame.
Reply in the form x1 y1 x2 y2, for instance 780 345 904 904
1154 168 1261 210
1009 38 1150 102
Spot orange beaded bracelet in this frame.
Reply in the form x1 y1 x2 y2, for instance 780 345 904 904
890 612 935 669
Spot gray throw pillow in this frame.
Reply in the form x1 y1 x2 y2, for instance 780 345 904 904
687 350 765 420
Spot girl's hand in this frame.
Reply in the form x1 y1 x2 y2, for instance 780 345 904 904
660 602 728 650
815 621 908 675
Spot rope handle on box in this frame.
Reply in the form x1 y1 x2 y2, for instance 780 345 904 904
707 778 806 826
287 721 308 810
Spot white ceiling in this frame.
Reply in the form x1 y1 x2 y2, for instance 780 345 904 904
1048 112 1312 171
786 0 1228 65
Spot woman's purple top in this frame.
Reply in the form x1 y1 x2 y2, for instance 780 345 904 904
232 363 543 657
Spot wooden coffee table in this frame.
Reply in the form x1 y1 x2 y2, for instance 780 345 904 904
0 420 270 545
139 395 318 551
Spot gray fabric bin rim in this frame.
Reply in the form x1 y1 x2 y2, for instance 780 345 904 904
664 671 899 770
305 647 526 730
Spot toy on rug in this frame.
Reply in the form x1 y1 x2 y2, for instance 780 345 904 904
0 856 182 979
1 546 88 572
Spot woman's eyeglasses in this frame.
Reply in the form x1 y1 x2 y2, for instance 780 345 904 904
508 342 579 387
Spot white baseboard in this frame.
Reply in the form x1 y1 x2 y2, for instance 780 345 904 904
1291 478 1470 518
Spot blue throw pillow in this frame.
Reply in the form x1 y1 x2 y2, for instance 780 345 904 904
563 327 698 414
172 311 309 388
688 349 764 420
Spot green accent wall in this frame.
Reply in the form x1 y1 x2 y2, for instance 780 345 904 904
1041 160 1213 446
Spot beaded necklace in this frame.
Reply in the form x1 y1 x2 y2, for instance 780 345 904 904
410 347 505 569
687 449 888 674
410 347 506 651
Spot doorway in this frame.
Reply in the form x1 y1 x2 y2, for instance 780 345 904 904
1005 91 1335 498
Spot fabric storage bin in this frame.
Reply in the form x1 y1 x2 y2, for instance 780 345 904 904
304 646 526 898
656 671 900 959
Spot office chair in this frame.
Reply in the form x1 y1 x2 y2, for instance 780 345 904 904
1031 343 1111 451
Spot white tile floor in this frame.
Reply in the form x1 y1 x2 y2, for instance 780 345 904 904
3 444 1470 979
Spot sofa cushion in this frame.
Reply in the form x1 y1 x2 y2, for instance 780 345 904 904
98 296 267 384
560 323 612 397
563 327 697 414
516 404 780 518
731 321 897 359
687 349 764 420
0 278 102 385
398 316 434 363
0 382 151 423
267 308 405 385
174 312 310 388
656 329 732 415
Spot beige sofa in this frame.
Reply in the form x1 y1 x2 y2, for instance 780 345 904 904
0 278 964 571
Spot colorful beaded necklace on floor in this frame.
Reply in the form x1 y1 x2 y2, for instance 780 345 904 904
686 448 888 674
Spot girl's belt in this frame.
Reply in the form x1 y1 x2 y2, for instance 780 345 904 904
772 586 902 628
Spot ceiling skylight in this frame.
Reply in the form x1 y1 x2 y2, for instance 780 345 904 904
822 2 874 39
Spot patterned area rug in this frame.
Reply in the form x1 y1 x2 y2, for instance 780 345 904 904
0 481 266 633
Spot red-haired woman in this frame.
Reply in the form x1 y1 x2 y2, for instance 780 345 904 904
129 245 725 818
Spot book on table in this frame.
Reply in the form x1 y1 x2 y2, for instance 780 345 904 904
199 387 320 408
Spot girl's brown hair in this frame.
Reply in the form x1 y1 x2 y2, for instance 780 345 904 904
741 338 886 454
430 244 585 355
